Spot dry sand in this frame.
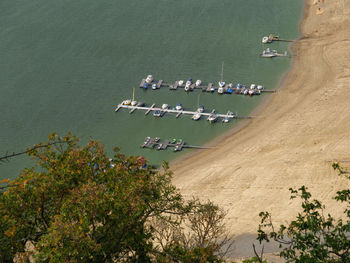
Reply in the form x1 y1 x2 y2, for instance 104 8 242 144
171 0 350 258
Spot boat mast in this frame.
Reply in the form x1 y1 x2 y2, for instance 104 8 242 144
132 87 135 101
220 61 224 82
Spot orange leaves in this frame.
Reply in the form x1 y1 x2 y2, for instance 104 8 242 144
5 226 16 237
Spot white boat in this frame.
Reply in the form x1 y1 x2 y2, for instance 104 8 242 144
262 36 269 43
136 101 145 107
122 100 131 105
207 113 218 123
210 86 215 92
175 103 183 110
261 48 278 58
131 100 137 106
250 84 256 89
145 75 153 84
197 105 204 113
178 80 184 86
192 113 201 121
195 80 202 86
161 104 169 110
248 89 255 96
152 83 157 90
243 89 249 95
219 81 225 88
257 85 263 90
218 85 224 94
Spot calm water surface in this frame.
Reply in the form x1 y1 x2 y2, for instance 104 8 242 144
0 0 303 179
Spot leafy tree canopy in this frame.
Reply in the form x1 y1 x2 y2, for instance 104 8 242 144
0 133 231 262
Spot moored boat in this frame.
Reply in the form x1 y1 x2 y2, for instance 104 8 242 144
145 75 153 84
175 103 183 110
192 112 201 121
195 79 202 86
161 104 169 110
153 109 162 117
152 83 157 90
122 100 131 105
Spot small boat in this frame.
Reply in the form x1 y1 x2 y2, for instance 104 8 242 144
250 84 256 90
131 100 137 106
184 79 192 92
192 113 201 121
248 89 255 96
136 101 145 107
262 36 269 43
219 81 225 88
178 80 184 86
261 48 278 58
173 145 181 152
207 113 218 123
176 139 183 145
153 110 162 117
243 89 249 95
218 86 224 94
170 138 177 144
156 144 162 150
175 103 183 110
195 80 202 86
153 137 160 142
222 111 234 123
152 83 157 90
122 100 131 105
161 104 169 110
197 105 204 113
210 86 215 92
226 88 233 94
142 83 148 89
257 85 264 90
236 83 243 89
145 75 153 84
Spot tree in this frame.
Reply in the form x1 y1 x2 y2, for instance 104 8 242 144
256 162 350 263
0 133 231 262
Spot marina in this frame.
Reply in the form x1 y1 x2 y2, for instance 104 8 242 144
115 101 254 122
139 76 276 95
140 137 214 152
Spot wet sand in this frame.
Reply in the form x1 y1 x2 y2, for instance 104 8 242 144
171 0 350 259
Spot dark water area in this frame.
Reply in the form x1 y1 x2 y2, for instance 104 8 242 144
0 0 302 179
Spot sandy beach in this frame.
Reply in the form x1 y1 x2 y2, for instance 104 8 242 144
171 0 350 257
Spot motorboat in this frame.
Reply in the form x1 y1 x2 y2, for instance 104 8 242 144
218 81 225 88
250 84 256 90
243 89 249 95
145 75 153 84
261 48 278 58
207 113 218 123
178 80 184 86
248 89 255 96
184 79 192 92
176 139 183 145
156 144 162 150
210 86 215 92
218 86 224 94
197 105 204 113
142 83 148 89
173 145 180 152
131 100 137 106
226 88 233 94
153 137 160 142
152 83 157 90
161 104 169 110
222 111 234 123
257 85 264 90
262 36 269 43
170 138 177 144
175 103 183 110
236 83 243 89
195 80 202 86
153 109 162 117
122 100 131 105
192 112 201 121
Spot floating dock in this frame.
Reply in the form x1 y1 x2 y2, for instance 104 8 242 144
263 34 294 44
115 101 254 122
140 137 214 152
139 78 275 95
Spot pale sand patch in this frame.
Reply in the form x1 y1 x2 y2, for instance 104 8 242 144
171 0 350 258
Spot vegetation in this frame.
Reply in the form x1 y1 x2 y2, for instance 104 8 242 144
0 134 231 262
256 162 350 263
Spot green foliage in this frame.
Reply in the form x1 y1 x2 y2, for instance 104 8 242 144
257 163 350 263
242 257 268 263
0 133 230 262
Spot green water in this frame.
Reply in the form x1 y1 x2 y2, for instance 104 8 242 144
0 0 303 179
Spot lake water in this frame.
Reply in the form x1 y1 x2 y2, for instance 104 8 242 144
0 0 303 180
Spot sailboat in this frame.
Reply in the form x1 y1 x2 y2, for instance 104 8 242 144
218 62 225 94
192 94 203 121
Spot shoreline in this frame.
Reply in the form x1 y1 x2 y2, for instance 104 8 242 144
170 0 350 252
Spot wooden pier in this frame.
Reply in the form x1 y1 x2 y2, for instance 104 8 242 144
140 137 214 152
115 101 254 121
